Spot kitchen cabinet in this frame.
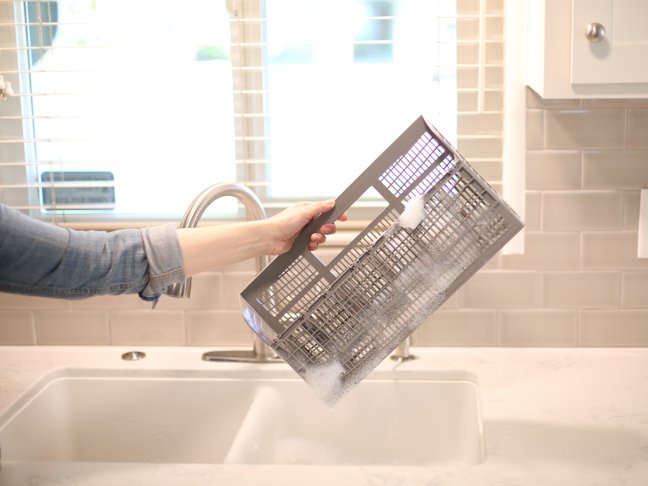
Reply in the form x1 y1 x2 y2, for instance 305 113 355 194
527 0 648 98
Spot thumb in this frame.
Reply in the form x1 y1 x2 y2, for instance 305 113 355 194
308 199 336 219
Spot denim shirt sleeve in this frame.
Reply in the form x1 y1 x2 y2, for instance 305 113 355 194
0 204 186 302
138 224 186 301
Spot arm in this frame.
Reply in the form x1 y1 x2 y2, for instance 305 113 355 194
0 200 344 300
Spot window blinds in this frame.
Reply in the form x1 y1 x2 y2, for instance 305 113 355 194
0 0 504 223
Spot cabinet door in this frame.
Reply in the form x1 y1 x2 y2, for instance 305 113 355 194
571 0 648 84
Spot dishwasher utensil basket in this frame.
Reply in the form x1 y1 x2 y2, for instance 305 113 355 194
241 116 524 403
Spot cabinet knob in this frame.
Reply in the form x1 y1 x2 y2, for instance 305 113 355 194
585 22 606 43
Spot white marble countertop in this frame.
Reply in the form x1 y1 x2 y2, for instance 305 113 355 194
0 346 647 485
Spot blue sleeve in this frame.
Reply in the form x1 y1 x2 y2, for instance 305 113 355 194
0 204 185 301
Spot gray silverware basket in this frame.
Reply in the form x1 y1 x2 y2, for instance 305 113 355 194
241 116 524 404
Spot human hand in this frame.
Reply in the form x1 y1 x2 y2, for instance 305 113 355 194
266 200 348 255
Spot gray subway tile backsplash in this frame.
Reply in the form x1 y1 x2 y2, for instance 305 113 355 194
544 108 626 149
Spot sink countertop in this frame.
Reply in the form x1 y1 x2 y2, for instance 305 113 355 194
0 346 647 485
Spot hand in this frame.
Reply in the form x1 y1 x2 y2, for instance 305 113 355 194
266 200 348 255
176 200 348 277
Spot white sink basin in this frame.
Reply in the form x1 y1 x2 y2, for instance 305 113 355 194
0 368 484 465
0 371 258 463
224 375 484 465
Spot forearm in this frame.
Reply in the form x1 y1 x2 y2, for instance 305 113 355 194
176 220 273 277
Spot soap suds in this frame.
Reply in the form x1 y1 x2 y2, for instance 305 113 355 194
303 360 345 406
398 195 427 230
328 248 472 399
301 248 467 407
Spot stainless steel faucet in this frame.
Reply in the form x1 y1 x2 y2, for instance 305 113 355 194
167 182 279 363
391 337 415 362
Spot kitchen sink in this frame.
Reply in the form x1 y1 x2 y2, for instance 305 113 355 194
0 368 484 465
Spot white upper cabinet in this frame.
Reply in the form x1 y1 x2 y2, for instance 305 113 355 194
527 0 648 98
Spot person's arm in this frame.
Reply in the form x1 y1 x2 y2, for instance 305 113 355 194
0 203 182 300
176 199 345 277
0 200 344 301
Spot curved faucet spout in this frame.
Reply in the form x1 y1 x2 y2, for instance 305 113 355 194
167 182 277 363
167 183 269 298
179 183 267 233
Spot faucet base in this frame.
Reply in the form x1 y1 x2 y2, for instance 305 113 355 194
202 350 283 364
389 338 416 363
390 354 417 363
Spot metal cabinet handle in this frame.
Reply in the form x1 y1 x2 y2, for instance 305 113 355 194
585 22 606 43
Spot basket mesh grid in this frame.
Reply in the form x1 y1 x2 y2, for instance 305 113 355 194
330 208 400 278
240 117 524 403
378 131 450 198
257 256 315 317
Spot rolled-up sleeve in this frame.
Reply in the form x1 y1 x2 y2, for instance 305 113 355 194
138 224 186 300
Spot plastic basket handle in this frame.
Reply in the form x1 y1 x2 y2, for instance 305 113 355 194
288 198 347 253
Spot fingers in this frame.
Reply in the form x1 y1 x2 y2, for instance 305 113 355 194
319 223 337 235
310 217 340 251
309 232 326 251
303 199 348 251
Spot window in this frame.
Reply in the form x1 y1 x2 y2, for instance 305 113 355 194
262 0 456 200
0 0 502 223
2 0 237 219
